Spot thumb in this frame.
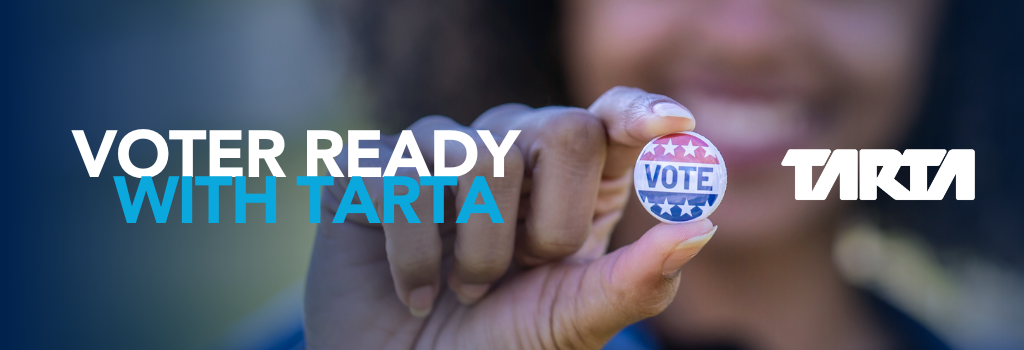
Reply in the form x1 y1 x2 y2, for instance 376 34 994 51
557 220 716 346
588 86 696 179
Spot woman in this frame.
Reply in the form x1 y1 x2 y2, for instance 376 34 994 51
301 0 1017 349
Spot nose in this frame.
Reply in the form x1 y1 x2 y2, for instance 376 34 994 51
693 0 793 72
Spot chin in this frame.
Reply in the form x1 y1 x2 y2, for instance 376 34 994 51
706 168 844 250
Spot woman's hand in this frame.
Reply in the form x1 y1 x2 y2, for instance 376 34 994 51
304 87 717 349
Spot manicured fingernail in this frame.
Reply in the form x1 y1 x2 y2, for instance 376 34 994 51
661 225 717 276
408 285 435 318
456 283 490 305
653 102 695 120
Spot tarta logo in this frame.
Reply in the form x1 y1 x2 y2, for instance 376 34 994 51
781 149 974 200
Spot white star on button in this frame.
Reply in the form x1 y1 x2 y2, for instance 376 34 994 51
698 200 713 214
661 139 678 156
642 143 658 157
676 199 696 216
640 195 655 211
656 199 675 215
702 146 717 159
681 140 699 157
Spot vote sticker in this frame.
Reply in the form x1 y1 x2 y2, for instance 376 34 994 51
634 131 727 223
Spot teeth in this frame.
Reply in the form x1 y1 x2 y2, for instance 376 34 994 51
691 96 807 148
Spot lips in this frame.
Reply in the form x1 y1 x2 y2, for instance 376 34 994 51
670 78 823 170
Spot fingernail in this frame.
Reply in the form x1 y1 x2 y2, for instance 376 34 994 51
408 285 435 318
456 283 490 305
661 225 717 276
653 102 695 120
518 254 548 267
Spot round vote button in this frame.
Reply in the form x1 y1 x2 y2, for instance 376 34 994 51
633 131 727 224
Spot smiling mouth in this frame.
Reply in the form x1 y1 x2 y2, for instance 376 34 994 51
669 79 829 170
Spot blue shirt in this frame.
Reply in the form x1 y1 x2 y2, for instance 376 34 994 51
253 291 951 350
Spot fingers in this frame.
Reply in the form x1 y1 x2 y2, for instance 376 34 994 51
448 153 523 303
560 220 717 345
449 138 523 304
335 137 447 317
413 115 524 304
323 128 448 316
588 86 696 179
305 221 398 349
378 169 445 317
502 106 608 265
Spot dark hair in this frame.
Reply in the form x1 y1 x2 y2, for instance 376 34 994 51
324 0 1024 266
879 0 1024 266
320 0 566 128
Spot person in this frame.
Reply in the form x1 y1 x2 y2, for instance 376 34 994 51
301 0 976 348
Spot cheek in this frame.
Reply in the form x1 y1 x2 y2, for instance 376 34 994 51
808 4 918 81
564 0 689 102
708 166 843 246
803 3 931 147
